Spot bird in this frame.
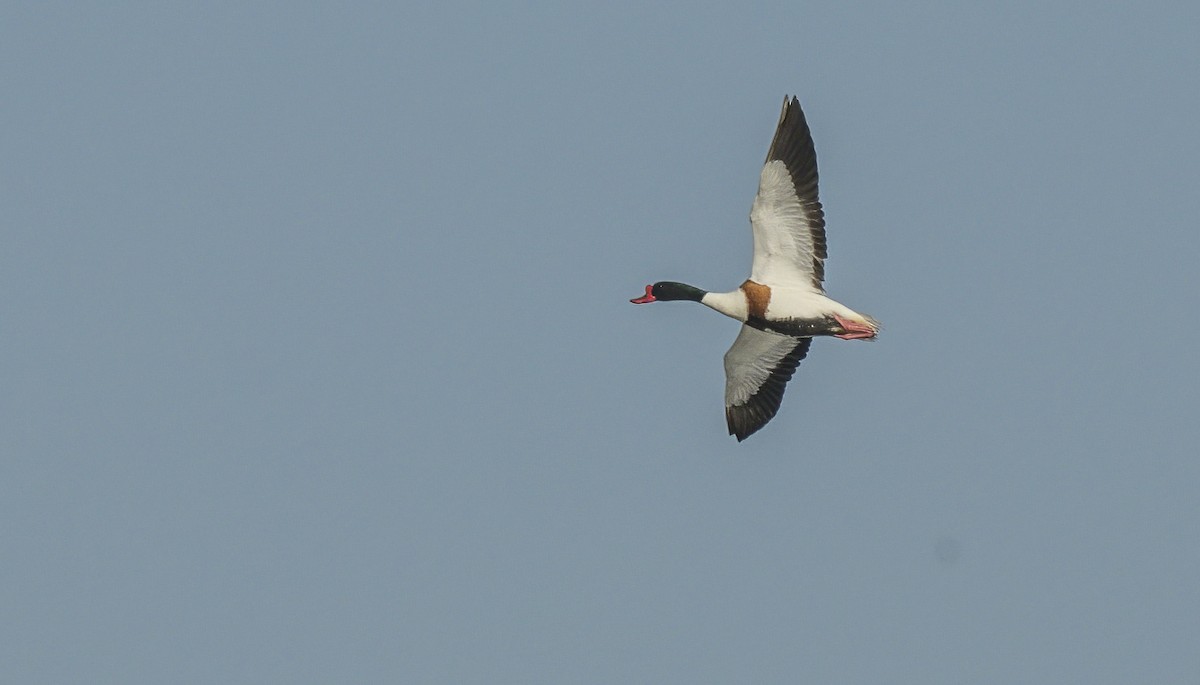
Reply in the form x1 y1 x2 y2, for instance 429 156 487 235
630 96 878 442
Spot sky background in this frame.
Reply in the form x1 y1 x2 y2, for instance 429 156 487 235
3 2 1199 683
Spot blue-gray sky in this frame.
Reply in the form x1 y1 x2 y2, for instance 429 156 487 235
4 2 1199 683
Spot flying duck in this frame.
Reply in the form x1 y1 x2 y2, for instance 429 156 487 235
631 96 878 441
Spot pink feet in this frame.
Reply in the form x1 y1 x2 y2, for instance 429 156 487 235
833 315 877 340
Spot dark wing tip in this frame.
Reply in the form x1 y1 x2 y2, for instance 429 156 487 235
765 96 816 171
726 405 766 442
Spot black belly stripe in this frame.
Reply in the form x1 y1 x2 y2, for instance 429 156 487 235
748 316 842 338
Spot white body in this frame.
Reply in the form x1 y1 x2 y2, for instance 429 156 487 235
702 287 868 324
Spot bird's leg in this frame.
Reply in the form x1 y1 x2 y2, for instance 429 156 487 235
833 315 876 340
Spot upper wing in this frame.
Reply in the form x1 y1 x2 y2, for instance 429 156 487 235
723 324 813 441
748 96 828 292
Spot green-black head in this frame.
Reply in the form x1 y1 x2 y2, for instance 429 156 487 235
629 281 707 304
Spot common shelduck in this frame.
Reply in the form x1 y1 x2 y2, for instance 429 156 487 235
631 96 878 441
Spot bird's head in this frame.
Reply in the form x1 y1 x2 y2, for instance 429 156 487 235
629 282 706 304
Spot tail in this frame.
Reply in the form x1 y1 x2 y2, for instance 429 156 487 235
862 314 882 340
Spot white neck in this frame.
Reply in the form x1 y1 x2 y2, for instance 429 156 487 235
700 290 748 321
